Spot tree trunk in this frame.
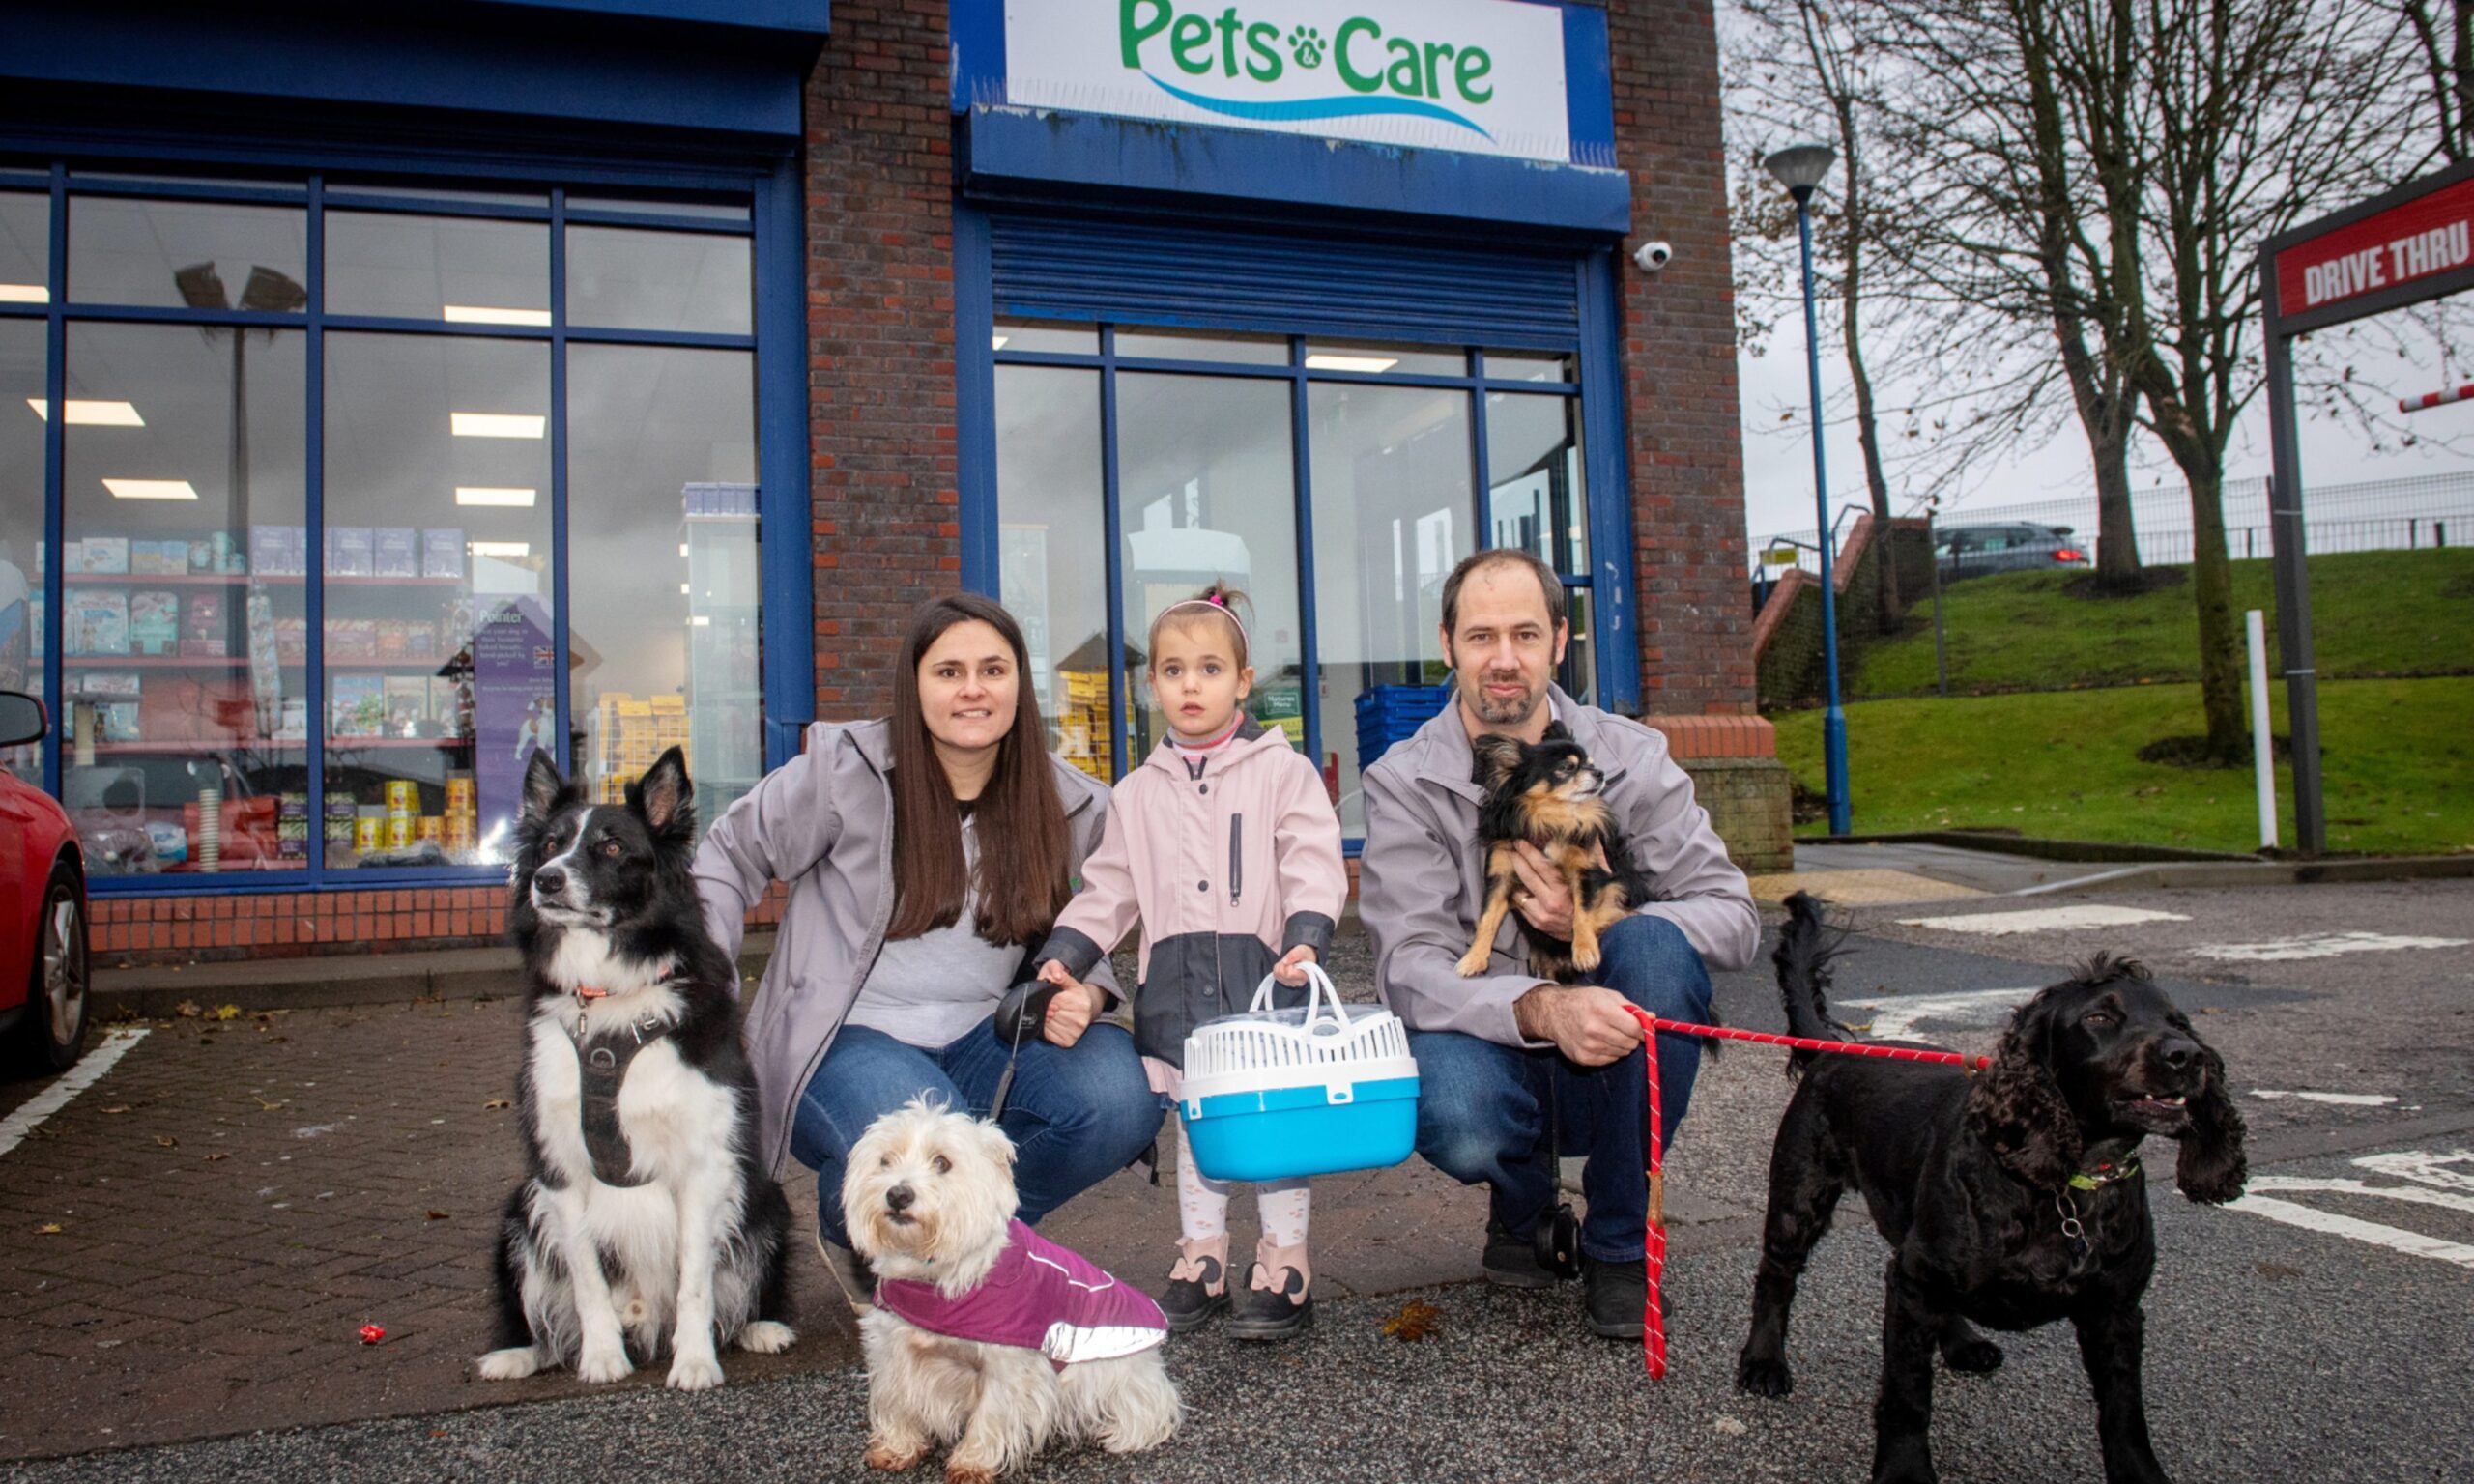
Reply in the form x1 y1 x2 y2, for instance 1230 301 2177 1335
2091 423 2142 586
2185 470 2247 761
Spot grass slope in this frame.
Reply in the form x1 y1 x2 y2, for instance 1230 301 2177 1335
1852 547 2474 698
1771 677 2474 856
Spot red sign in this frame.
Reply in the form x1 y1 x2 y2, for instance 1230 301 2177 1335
2276 174 2474 315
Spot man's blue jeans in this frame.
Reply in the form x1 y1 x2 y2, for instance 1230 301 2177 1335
1408 914 1716 1263
790 1018 1165 1248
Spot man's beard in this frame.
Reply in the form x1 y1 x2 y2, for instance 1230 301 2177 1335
1465 673 1542 727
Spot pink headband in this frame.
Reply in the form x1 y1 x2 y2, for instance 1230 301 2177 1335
1157 595 1251 653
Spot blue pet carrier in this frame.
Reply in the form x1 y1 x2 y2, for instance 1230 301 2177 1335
1178 966 1421 1184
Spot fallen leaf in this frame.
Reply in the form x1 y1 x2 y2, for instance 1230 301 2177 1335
2256 1260 2303 1280
1380 1300 1441 1342
36 1223 62 1235
100 1105 130 1115
429 1430 448 1440
1714 1416 1748 1438
174 1001 202 1019
204 1153 231 1162
155 1135 179 1149
252 1097 287 1112
484 1098 513 1111
425 1210 450 1221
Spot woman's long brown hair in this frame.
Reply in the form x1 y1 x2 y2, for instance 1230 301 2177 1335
885 592 1074 944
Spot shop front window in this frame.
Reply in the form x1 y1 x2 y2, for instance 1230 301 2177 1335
323 332 550 869
2 312 43 774
6 172 767 884
568 343 761 823
58 320 308 874
991 328 1597 841
993 365 1109 776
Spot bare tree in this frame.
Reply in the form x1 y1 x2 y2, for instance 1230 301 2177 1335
2106 0 2418 761
2402 0 2474 158
1864 0 2149 588
1733 0 1904 631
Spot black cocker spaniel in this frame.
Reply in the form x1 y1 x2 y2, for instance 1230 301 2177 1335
1737 894 2247 1484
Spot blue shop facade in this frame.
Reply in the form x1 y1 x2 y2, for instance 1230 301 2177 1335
1 0 1720 929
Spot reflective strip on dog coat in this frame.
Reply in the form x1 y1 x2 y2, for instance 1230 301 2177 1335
874 1220 1168 1366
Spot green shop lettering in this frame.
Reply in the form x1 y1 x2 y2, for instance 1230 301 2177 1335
1119 2 1496 104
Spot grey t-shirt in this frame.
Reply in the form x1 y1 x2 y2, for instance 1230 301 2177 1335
842 820 1021 1050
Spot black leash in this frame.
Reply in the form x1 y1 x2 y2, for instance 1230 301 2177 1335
1536 1064 1584 1279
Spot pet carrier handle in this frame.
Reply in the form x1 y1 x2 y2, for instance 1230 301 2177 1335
1243 961 1347 1033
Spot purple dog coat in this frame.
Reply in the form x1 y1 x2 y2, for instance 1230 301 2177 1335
875 1220 1168 1367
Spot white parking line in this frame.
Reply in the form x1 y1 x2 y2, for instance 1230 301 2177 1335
1836 986 2041 1039
2192 932 2469 962
2353 1150 2474 1192
0 1027 151 1160
2245 1176 2474 1216
1895 904 2189 935
2227 1195 2474 1269
2249 1090 2399 1107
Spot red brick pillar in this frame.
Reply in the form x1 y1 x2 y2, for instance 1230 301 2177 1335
802 2 963 723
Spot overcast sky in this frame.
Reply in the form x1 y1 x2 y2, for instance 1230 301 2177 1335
1732 298 2474 546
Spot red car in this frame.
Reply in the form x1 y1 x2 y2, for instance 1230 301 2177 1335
1 691 92 1071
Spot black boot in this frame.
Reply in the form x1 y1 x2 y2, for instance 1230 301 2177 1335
1583 1253 1649 1339
1227 1261 1313 1341
1158 1246 1229 1334
1482 1220 1558 1288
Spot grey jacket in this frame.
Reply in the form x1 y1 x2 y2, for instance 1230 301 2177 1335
1359 689 1761 1049
693 720 1119 1178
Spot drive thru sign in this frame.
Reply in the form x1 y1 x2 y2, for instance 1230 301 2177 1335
2260 161 2474 853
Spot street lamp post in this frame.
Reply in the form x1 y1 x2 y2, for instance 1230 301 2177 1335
1763 143 1850 837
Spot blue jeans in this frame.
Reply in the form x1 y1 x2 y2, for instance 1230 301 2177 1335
790 1018 1165 1248
1408 914 1716 1263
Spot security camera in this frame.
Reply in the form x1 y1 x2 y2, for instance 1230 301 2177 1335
1635 240 1674 271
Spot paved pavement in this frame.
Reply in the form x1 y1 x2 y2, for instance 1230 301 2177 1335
3 877 2470 1481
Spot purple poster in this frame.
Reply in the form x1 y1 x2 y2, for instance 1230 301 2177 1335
473 596 556 852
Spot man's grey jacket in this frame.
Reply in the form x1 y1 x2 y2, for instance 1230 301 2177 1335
1358 688 1761 1048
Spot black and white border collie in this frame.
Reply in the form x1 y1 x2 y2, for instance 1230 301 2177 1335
476 746 794 1390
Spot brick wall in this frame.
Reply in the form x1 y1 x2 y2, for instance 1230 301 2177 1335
803 0 962 723
1608 0 1755 718
90 883 787 969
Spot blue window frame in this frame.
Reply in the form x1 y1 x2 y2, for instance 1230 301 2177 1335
1 148 811 896
959 205 1637 842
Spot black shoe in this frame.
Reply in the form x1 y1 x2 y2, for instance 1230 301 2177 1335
1158 1255 1229 1334
1227 1263 1313 1341
1482 1221 1558 1289
1583 1254 1649 1339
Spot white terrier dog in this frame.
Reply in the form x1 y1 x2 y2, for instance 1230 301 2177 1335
843 1099 1182 1483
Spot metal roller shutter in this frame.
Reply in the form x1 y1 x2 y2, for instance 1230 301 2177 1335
989 213 1583 349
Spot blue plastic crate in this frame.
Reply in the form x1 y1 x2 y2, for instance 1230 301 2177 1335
1182 1077 1421 1183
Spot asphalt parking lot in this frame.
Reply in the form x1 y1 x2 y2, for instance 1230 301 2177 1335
3 877 2469 1482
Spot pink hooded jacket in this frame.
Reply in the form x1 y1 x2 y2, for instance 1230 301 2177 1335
1040 721 1347 1067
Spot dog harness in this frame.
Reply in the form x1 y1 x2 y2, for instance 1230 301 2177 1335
874 1220 1168 1369
569 990 670 1188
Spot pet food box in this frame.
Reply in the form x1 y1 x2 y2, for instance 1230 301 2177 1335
251 525 308 578
331 673 387 737
70 535 129 575
422 528 464 580
181 591 227 657
130 538 187 577
1178 967 1421 1184
65 589 129 656
373 528 419 579
327 527 375 578
78 671 142 743
129 590 180 655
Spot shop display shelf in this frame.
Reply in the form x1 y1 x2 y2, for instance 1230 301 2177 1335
323 735 477 750
63 655 258 669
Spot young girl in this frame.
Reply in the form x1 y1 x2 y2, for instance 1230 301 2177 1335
1031 584 1346 1341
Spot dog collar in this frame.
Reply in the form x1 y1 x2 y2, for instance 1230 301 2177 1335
2067 1156 2142 1191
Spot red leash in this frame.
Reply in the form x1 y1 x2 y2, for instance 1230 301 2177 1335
1623 1009 1992 1379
